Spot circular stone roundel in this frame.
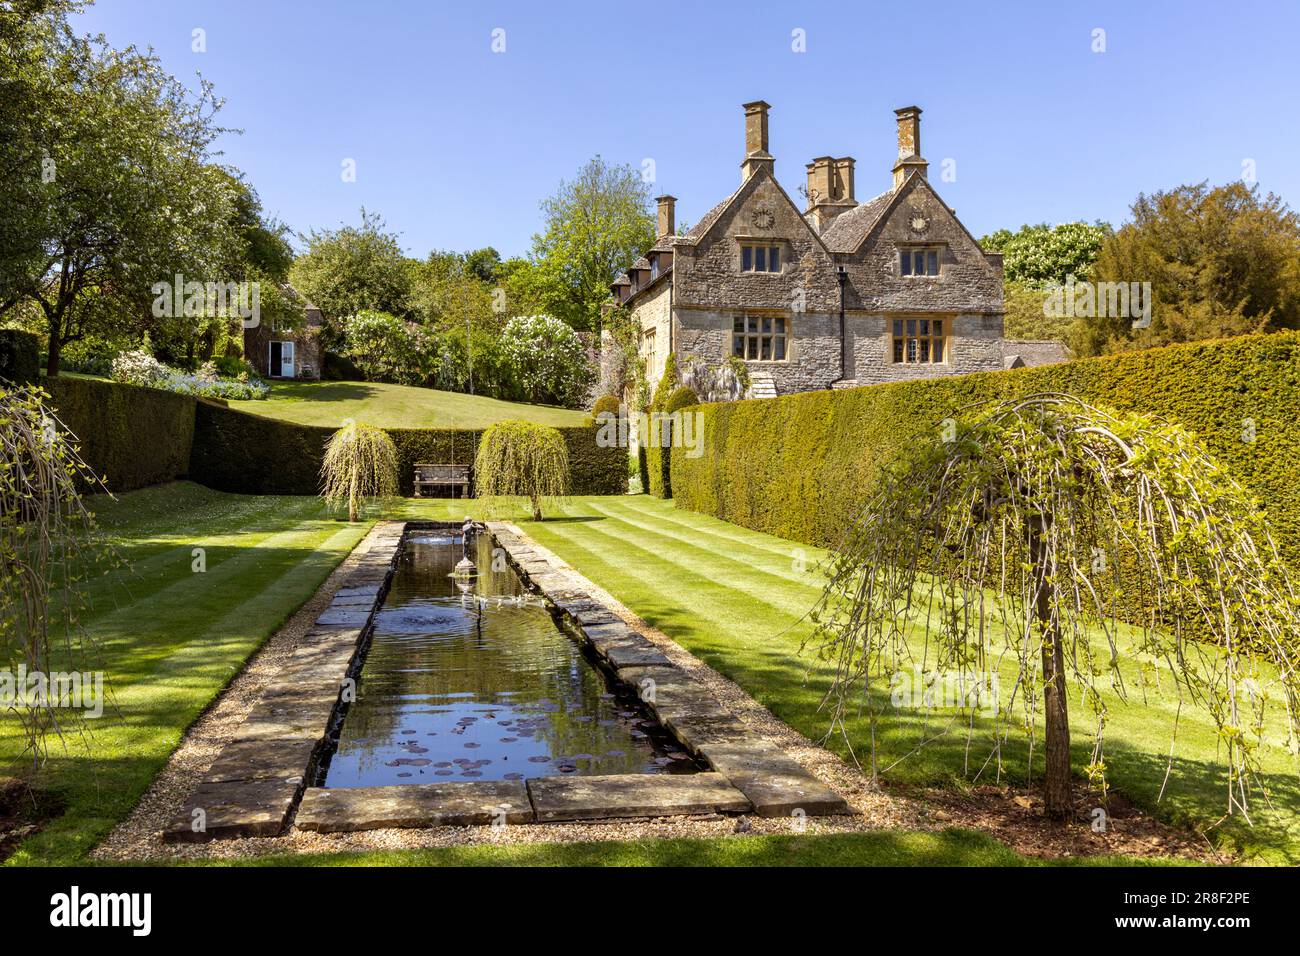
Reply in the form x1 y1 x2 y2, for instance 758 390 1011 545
752 205 776 230
907 208 930 235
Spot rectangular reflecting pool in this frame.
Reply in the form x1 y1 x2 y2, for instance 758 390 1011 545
318 530 700 787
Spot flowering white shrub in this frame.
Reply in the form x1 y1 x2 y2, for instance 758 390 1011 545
110 349 169 387
110 349 268 400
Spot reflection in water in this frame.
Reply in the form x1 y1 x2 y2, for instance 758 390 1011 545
321 532 699 787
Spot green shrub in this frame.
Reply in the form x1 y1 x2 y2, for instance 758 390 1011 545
475 420 569 520
0 330 40 385
672 331 1300 595
592 394 621 417
42 376 196 493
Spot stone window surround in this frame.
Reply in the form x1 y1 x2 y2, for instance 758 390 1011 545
889 313 953 365
897 242 948 278
732 312 791 363
734 236 788 275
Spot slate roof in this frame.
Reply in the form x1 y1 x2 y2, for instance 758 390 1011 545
1003 339 1074 369
817 190 893 252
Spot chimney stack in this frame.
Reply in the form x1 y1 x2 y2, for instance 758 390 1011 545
892 106 928 189
804 156 857 231
656 195 676 238
740 100 774 181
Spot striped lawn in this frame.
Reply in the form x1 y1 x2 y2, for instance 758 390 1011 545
513 496 1300 866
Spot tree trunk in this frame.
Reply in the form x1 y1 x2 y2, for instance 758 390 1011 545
531 494 542 522
349 471 359 523
1030 516 1072 820
45 331 61 378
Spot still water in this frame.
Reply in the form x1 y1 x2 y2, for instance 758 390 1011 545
320 531 699 787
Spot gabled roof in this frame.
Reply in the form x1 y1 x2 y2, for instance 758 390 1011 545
817 190 892 252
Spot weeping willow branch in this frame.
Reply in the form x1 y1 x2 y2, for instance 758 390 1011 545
0 384 115 763
474 421 569 521
805 392 1300 820
320 420 399 522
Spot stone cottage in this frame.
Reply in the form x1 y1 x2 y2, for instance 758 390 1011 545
610 102 1024 398
243 285 323 380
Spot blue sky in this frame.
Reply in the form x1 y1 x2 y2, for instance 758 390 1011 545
75 0 1297 259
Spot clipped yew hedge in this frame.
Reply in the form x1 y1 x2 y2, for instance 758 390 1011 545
672 332 1300 569
41 375 197 493
0 330 40 385
189 403 625 497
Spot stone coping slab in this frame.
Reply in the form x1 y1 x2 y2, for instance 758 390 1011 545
164 779 301 843
296 781 533 832
527 772 751 822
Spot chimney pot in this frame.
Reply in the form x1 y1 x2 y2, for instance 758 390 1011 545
656 195 676 238
892 106 928 189
740 101 774 181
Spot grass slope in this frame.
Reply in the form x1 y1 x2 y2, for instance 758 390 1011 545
227 380 589 429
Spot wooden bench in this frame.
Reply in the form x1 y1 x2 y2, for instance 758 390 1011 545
413 463 471 498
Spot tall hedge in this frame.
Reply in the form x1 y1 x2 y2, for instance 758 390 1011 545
189 402 626 497
42 376 197 493
672 332 1300 571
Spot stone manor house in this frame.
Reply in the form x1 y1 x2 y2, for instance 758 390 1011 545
608 101 1067 398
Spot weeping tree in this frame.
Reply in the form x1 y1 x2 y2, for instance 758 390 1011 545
0 384 112 760
475 420 569 521
807 393 1300 821
320 420 399 522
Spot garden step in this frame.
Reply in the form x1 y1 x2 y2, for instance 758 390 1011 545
295 781 533 832
526 772 751 821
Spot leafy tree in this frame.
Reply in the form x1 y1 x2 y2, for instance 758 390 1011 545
1078 182 1300 356
0 1 242 375
462 247 504 285
290 210 412 325
407 251 496 334
981 222 1110 287
500 314 592 407
475 421 570 521
525 157 655 332
339 310 422 384
320 420 398 522
808 394 1300 820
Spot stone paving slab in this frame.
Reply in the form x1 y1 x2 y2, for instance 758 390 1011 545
205 738 318 785
296 781 533 832
601 639 675 669
314 607 374 628
527 772 751 821
698 742 851 817
164 779 300 843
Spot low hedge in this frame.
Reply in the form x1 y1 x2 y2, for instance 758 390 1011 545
42 375 197 493
672 332 1300 574
189 403 626 497
0 330 40 385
